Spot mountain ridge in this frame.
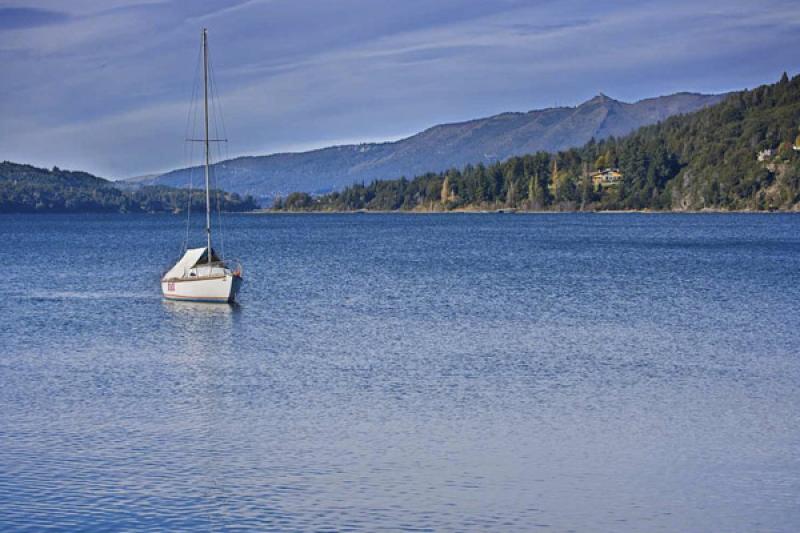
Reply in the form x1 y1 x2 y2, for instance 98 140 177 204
129 91 726 199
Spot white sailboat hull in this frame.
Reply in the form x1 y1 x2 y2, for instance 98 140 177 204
161 272 242 303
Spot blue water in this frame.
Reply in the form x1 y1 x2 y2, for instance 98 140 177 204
1 213 799 532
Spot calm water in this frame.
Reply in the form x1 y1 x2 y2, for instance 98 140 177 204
1 213 799 532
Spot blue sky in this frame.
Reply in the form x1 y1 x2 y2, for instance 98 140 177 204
1 0 798 178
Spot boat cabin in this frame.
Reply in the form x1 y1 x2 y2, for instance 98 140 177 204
163 247 228 280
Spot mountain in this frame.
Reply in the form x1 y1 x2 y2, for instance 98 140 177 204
281 73 800 212
132 92 725 199
0 161 257 213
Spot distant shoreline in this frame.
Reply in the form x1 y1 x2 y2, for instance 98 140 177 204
252 207 800 215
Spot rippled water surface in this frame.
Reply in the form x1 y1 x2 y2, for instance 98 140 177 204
1 213 799 532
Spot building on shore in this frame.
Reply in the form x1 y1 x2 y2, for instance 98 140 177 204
591 168 623 188
757 148 775 161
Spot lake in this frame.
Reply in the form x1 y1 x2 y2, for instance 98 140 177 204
1 213 799 532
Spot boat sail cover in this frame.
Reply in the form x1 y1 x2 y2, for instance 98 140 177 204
163 247 221 280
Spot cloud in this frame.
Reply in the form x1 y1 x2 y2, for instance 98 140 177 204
0 7 69 30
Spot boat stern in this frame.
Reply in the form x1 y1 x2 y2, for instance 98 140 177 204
161 271 242 304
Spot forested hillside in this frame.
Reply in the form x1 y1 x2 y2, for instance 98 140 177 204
279 73 800 212
0 162 257 213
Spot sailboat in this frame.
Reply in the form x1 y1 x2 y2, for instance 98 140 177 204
161 29 243 303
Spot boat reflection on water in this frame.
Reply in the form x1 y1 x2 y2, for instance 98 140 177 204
162 299 241 316
161 300 241 353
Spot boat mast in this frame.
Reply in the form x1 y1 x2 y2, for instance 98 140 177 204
202 28 212 265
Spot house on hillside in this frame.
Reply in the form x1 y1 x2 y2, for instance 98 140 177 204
591 168 623 188
757 148 775 161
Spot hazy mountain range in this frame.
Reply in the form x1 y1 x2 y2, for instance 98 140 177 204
131 91 726 200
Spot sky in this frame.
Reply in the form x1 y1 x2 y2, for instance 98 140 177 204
1 0 799 179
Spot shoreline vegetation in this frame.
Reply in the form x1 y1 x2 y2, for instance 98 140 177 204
274 73 800 214
0 162 257 214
